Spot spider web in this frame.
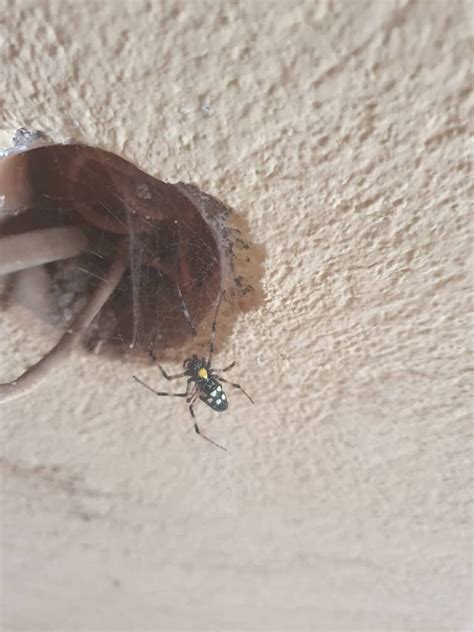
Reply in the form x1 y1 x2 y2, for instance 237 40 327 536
0 138 247 367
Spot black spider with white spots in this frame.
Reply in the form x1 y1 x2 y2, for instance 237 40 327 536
133 292 253 450
185 355 229 412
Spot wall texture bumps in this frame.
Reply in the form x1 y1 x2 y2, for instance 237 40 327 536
1 1 472 630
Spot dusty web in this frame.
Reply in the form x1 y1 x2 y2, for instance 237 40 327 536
0 132 260 402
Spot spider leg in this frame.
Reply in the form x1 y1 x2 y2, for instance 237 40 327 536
159 365 187 381
212 360 236 373
148 350 187 380
206 290 226 367
132 375 187 398
217 376 254 404
193 422 227 452
188 402 227 452
176 282 197 336
134 376 226 451
186 381 199 402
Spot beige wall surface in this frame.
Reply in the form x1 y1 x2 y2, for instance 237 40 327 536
1 0 472 630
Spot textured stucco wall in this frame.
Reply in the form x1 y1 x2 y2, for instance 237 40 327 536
1 1 472 630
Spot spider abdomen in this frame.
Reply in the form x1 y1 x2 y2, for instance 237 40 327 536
200 377 228 412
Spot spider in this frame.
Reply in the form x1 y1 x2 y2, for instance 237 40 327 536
133 292 253 451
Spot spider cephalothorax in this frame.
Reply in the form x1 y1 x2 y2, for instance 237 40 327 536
183 354 205 375
133 292 253 450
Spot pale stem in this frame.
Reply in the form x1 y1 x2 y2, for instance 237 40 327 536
0 226 88 275
0 245 128 403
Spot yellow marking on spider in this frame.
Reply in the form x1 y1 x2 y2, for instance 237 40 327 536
197 368 208 379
